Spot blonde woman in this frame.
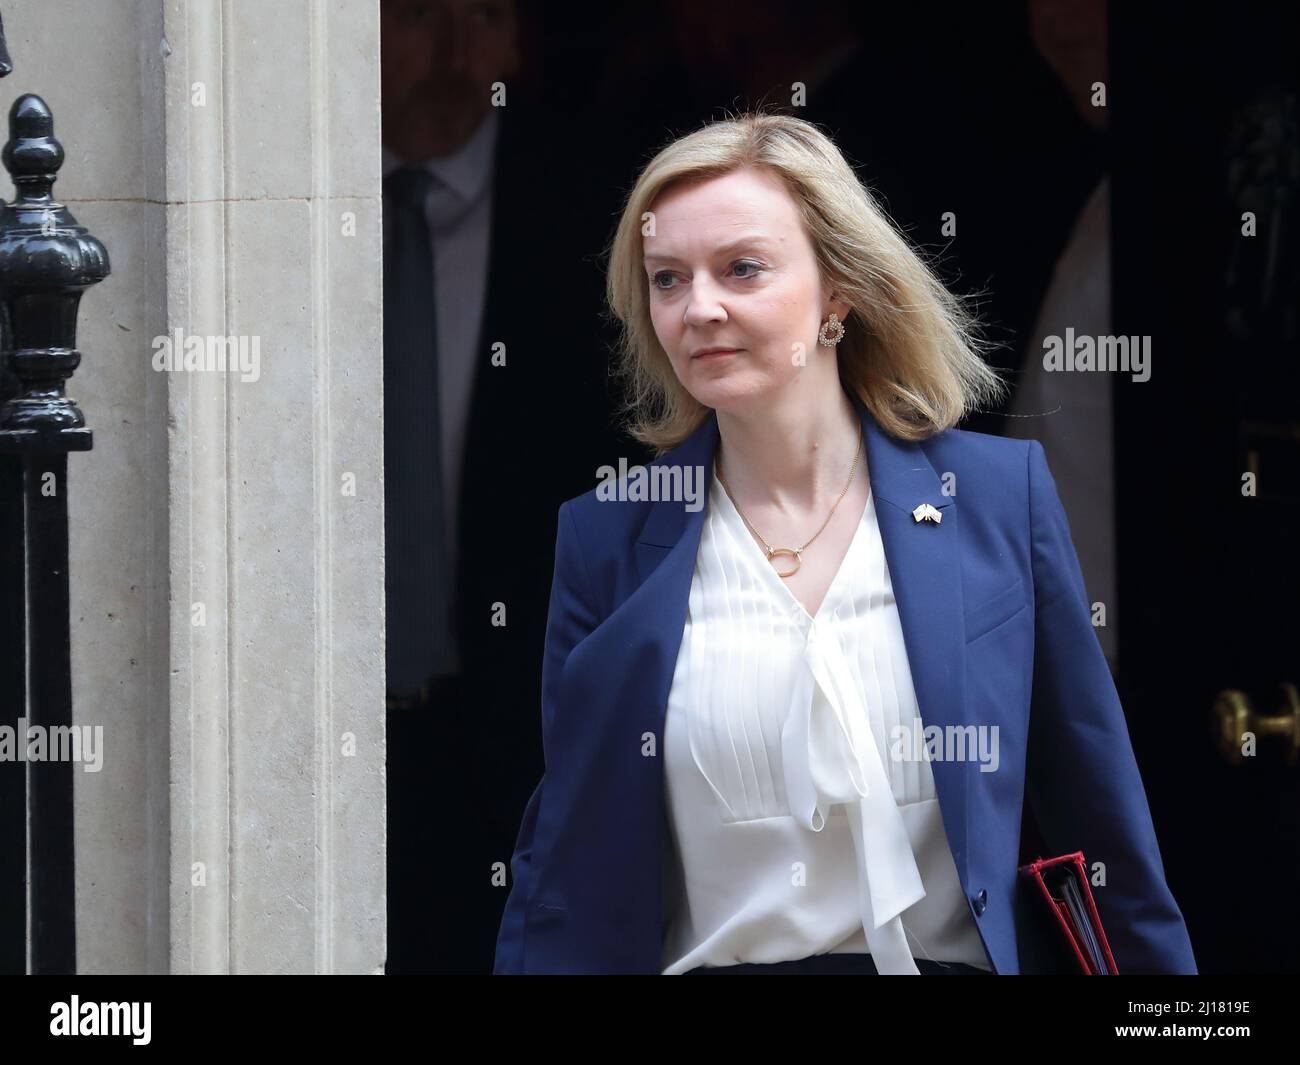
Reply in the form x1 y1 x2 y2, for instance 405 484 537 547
494 112 1196 976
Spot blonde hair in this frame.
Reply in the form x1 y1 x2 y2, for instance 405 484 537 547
602 109 1007 455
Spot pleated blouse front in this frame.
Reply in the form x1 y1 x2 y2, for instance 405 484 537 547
659 469 992 975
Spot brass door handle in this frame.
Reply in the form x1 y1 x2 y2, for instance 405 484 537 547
1212 683 1300 766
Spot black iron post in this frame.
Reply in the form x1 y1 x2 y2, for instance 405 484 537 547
0 86 109 975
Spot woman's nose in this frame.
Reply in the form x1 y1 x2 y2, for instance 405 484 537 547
682 274 728 326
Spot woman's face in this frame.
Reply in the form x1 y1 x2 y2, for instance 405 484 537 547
642 166 847 412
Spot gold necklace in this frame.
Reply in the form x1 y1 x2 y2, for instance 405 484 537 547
714 419 864 579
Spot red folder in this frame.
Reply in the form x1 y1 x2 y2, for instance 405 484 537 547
1017 852 1119 974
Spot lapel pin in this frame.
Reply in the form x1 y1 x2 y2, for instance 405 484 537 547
912 503 942 524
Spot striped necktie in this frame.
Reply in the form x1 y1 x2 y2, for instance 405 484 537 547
384 165 455 697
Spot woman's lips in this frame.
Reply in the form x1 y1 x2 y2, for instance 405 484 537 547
692 348 742 360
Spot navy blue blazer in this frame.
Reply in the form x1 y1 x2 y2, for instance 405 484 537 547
495 391 1197 975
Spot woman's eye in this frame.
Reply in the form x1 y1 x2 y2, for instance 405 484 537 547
650 262 762 291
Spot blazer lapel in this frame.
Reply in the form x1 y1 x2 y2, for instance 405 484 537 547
857 405 971 885
629 395 971 890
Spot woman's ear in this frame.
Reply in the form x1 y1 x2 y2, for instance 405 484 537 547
820 276 852 326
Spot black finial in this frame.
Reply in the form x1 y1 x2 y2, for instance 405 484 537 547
3 94 64 199
0 94 110 452
0 13 12 79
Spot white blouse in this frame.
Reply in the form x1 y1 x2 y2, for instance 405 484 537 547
659 469 993 975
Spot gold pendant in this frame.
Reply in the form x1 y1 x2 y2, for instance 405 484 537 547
768 546 802 578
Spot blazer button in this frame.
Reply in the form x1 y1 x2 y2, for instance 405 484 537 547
972 889 987 916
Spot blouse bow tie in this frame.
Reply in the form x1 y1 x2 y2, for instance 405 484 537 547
781 616 927 975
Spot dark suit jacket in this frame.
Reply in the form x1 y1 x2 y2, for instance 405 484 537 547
386 102 631 974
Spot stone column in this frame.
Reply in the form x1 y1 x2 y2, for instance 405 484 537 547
1 0 385 974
